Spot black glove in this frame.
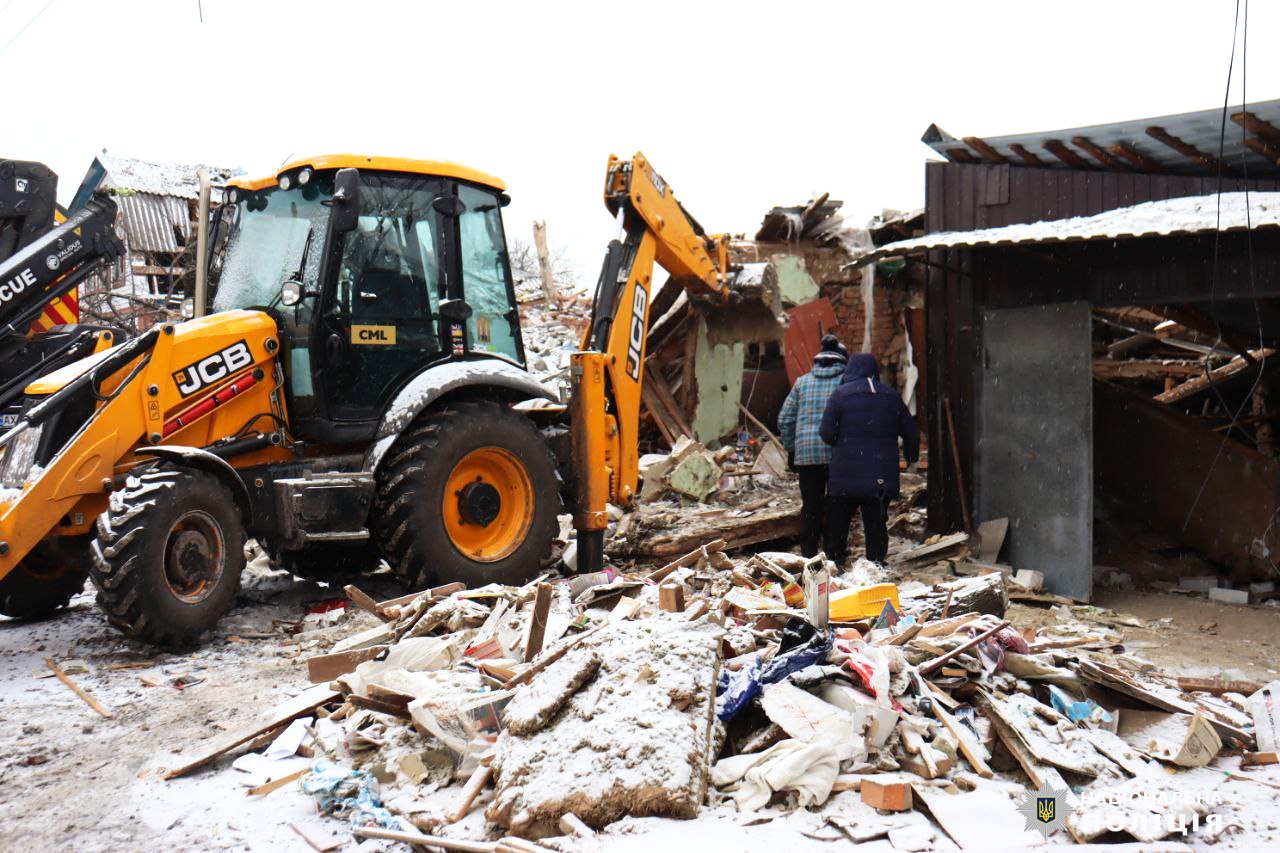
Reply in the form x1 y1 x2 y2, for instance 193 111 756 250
787 451 797 472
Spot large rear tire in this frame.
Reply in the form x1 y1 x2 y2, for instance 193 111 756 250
90 467 245 647
372 401 560 589
0 535 93 619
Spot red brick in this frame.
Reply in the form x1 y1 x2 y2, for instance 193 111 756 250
862 777 913 811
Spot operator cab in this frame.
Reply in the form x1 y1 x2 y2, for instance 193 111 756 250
210 155 524 443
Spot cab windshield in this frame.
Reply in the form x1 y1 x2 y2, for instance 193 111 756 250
211 179 333 313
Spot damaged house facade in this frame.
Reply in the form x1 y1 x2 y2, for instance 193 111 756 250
861 101 1280 600
641 198 926 451
78 154 234 331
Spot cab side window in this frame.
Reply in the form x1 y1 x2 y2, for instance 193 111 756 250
458 185 521 362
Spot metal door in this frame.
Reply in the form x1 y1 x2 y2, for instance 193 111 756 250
978 301 1092 600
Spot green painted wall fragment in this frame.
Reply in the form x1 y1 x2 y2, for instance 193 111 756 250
692 316 745 444
771 256 819 305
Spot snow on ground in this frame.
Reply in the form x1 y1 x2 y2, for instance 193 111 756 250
4 557 1280 851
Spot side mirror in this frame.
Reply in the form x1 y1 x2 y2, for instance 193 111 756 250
438 298 473 323
329 168 361 233
432 195 467 217
280 279 303 307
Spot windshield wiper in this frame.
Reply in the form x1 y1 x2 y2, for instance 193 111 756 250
267 224 314 312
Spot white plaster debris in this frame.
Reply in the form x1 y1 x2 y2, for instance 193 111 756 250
488 616 723 833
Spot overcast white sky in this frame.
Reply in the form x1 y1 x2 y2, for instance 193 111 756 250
3 0 1276 280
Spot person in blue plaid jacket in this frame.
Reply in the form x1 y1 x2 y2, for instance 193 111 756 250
777 334 848 557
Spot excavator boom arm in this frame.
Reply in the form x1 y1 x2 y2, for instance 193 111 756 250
570 154 734 571
0 195 123 341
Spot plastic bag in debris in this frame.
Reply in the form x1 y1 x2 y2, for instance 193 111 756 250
777 616 817 654
1048 684 1113 723
408 688 514 756
301 760 400 829
831 636 898 708
344 635 463 697
716 630 832 720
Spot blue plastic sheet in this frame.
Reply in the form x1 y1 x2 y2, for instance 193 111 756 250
1048 685 1112 723
301 760 401 829
716 632 832 720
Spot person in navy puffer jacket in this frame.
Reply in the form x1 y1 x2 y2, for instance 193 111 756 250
819 352 920 564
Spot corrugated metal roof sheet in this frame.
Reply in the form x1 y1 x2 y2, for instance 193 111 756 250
849 191 1280 268
97 155 237 199
116 192 190 253
924 100 1280 177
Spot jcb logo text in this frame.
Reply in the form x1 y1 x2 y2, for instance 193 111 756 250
173 340 254 397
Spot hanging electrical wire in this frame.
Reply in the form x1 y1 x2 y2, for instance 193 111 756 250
0 0 57 57
1183 0 1270 538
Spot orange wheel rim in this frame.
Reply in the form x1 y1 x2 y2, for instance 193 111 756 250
163 510 225 603
443 446 534 563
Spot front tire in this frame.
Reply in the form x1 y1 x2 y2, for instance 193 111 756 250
0 535 93 619
90 467 245 647
372 401 560 589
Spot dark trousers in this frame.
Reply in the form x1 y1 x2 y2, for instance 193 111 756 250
826 494 890 564
794 464 829 558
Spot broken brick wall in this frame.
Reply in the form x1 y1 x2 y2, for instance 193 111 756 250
822 280 897 357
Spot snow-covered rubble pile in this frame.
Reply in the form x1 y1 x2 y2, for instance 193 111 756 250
518 297 588 397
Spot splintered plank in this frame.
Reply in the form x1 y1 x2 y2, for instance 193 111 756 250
615 501 802 559
343 584 392 621
45 658 114 719
1154 349 1273 404
164 684 340 779
306 645 389 683
1076 659 1253 746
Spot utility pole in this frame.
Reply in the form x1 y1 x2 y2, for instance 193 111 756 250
193 167 211 317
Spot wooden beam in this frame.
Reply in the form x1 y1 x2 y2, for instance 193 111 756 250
343 584 391 621
1108 141 1166 173
945 147 979 164
1242 136 1280 166
1041 139 1091 169
1146 303 1257 364
523 582 554 662
1155 349 1274 404
130 264 187 277
1007 143 1045 166
640 374 689 446
1145 126 1221 173
1092 359 1205 380
165 685 341 778
679 322 698 419
918 621 1010 676
644 367 693 437
1072 136 1128 170
1232 111 1280 145
961 137 1008 164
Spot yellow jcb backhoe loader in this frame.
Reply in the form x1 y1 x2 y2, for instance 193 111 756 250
0 152 766 646
0 156 563 645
